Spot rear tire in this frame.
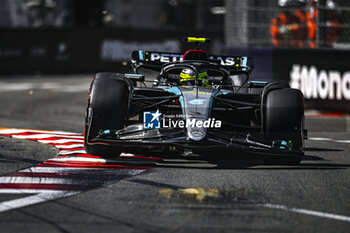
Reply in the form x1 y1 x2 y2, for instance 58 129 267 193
84 73 130 157
264 88 304 164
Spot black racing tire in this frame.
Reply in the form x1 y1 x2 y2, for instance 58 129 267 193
84 73 130 157
264 88 304 164
248 81 288 95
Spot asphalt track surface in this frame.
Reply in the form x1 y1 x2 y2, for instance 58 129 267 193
0 75 349 233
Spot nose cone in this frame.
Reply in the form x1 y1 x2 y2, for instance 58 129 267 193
179 87 214 142
187 125 206 141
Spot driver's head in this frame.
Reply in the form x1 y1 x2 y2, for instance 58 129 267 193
179 69 209 86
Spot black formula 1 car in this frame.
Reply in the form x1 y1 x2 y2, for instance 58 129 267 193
84 37 305 164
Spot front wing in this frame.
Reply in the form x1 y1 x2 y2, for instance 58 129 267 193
86 127 303 156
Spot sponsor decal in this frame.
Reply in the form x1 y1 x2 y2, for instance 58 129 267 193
143 110 162 129
183 90 212 96
188 99 206 105
209 56 236 66
146 52 237 66
290 64 350 100
150 52 183 63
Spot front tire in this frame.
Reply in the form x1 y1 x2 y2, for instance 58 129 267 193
84 73 130 157
264 88 304 164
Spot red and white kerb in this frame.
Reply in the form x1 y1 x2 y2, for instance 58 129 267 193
0 128 161 212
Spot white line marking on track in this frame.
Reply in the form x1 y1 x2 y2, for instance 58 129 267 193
12 134 84 139
48 156 155 164
37 139 84 144
308 137 332 141
259 203 350 223
308 137 350 144
0 82 89 93
58 150 87 155
0 128 149 213
0 191 79 213
0 129 81 135
49 157 107 163
21 167 145 175
334 140 350 143
0 189 70 194
55 144 84 149
0 177 100 185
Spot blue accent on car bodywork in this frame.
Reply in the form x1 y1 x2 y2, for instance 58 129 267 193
242 56 248 66
162 87 185 116
125 74 144 77
178 96 185 117
280 146 286 149
162 87 182 95
215 90 230 96
139 51 144 61
242 56 248 71
281 140 287 146
250 81 267 84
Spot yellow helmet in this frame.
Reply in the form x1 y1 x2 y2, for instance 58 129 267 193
179 69 209 86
